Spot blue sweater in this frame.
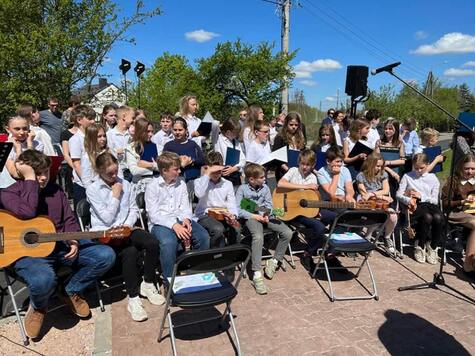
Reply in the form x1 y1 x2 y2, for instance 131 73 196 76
163 139 205 181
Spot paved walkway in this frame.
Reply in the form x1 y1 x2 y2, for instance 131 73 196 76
110 247 475 356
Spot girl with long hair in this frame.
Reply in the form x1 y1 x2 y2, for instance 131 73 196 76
241 104 264 153
178 95 204 147
442 154 475 279
80 123 109 187
101 104 117 131
272 112 306 181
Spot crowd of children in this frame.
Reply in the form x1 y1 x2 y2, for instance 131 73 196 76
1 99 474 340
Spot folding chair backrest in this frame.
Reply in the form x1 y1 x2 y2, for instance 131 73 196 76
76 199 91 231
330 210 388 231
175 245 251 276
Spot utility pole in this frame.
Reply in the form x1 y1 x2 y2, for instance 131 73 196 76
336 88 340 109
281 0 290 114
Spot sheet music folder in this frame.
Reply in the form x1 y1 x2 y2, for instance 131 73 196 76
0 142 13 172
225 147 240 166
197 122 212 136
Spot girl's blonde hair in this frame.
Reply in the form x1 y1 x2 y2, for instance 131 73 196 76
179 95 198 117
84 123 107 170
360 152 385 182
420 127 439 146
349 118 370 142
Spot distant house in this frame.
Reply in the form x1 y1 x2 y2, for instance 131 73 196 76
73 78 126 114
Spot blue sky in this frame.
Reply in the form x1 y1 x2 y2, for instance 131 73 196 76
101 0 475 111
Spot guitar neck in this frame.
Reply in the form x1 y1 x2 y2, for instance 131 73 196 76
38 231 105 243
303 200 354 209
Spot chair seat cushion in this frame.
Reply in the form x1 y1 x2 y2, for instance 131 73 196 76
171 280 237 308
329 239 375 252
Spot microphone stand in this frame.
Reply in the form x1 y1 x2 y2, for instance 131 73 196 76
380 68 475 303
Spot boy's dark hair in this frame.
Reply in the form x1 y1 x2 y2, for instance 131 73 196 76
220 118 241 135
244 163 265 179
71 104 96 122
298 149 316 166
325 146 344 162
17 150 52 175
365 109 381 122
206 151 224 166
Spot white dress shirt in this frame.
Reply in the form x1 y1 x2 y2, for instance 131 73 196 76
151 130 173 155
87 177 139 231
193 175 238 219
68 130 85 186
106 127 130 170
214 134 246 170
245 140 271 165
145 176 192 230
185 115 205 147
80 151 123 188
30 126 56 156
366 127 380 149
8 139 44 160
396 171 440 206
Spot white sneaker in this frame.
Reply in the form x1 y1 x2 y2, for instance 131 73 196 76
140 281 165 306
413 245 425 264
127 297 148 322
384 238 395 255
425 242 438 265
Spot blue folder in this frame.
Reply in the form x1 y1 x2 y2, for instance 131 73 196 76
380 147 402 174
287 149 300 168
225 147 240 166
423 146 443 173
315 152 327 170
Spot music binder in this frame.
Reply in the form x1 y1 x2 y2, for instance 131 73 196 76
225 147 240 166
197 122 212 136
423 145 443 173
315 152 327 170
380 147 402 174
0 142 13 171
348 141 373 172
287 148 300 168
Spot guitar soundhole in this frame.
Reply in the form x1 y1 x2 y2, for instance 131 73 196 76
23 232 40 246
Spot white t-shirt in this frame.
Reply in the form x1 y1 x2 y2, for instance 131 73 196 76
69 130 85 186
366 127 380 149
282 167 317 185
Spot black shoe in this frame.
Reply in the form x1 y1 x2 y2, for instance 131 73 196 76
462 269 475 282
325 256 349 274
301 255 316 272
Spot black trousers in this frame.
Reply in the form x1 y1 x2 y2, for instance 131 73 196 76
412 202 444 249
115 229 159 298
198 216 241 248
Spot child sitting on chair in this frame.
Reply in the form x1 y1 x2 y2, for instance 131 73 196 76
145 152 210 280
194 151 240 247
236 163 293 295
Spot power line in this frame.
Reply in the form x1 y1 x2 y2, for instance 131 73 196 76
299 0 427 82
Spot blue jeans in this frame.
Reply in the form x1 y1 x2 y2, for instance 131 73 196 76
14 240 116 310
295 209 337 255
151 221 210 278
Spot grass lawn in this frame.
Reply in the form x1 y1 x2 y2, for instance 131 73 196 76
436 148 453 185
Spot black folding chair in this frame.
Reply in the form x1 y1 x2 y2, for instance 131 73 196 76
158 244 251 356
312 210 388 301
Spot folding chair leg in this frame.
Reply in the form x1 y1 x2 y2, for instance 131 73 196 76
158 305 169 342
94 281 105 312
354 254 369 278
3 270 29 346
287 243 296 269
322 259 336 302
167 312 178 356
227 305 242 356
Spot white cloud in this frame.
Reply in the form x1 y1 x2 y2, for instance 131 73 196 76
411 32 475 55
463 61 475 67
324 96 336 102
414 30 428 40
185 29 219 43
299 80 316 87
294 59 342 78
443 68 475 77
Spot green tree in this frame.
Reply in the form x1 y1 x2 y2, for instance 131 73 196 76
0 0 160 125
197 40 296 119
457 83 474 112
129 53 202 120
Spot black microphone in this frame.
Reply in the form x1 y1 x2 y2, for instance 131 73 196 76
371 62 401 75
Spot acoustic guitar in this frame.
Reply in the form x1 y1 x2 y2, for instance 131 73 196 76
0 210 131 268
272 188 388 221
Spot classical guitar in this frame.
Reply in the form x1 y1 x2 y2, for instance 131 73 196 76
272 188 388 221
0 210 131 268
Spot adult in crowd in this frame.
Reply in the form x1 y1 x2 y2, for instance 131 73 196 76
322 108 335 125
39 96 63 145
